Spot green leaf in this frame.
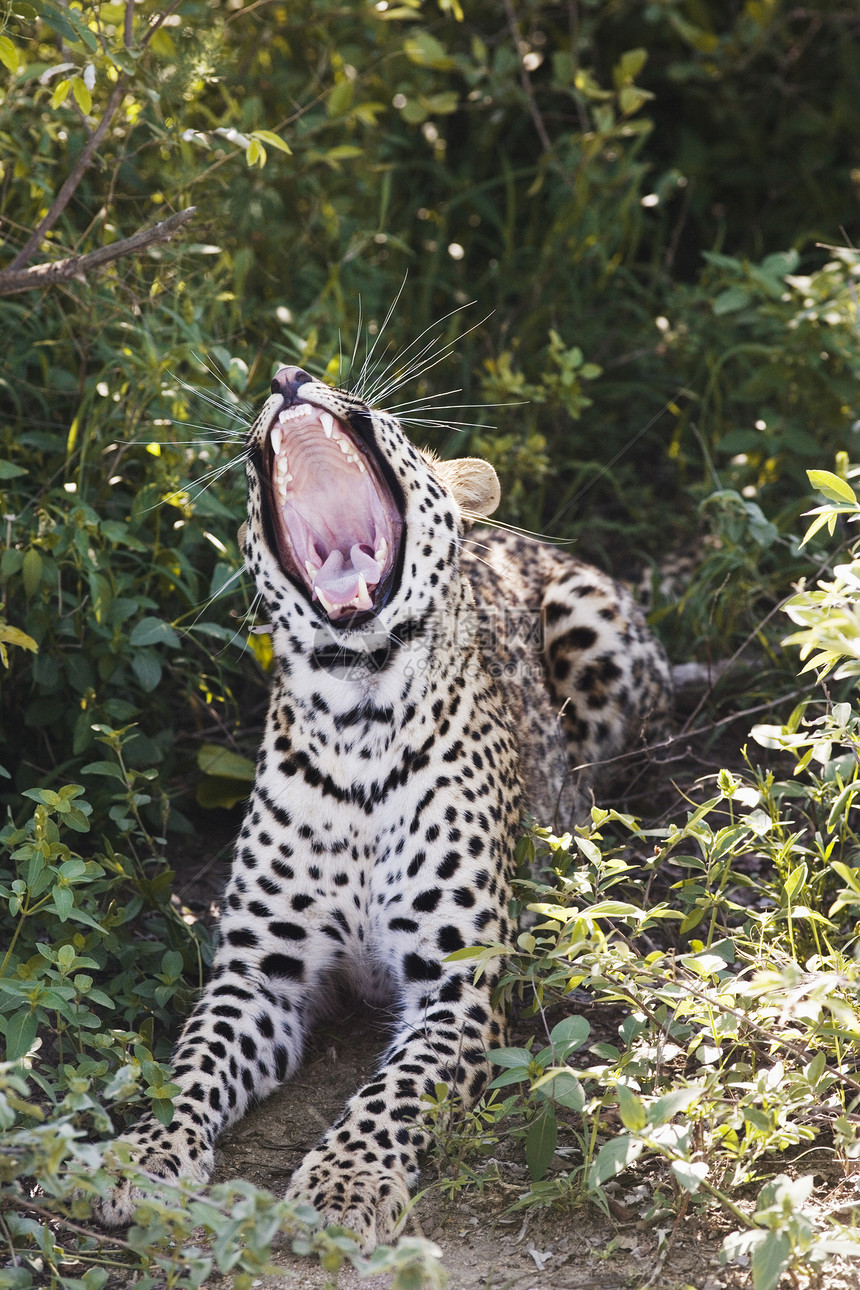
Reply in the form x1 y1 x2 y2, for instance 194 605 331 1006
613 47 647 86
196 775 252 810
0 36 20 73
161 949 183 980
487 1067 530 1090
617 1083 647 1131
52 886 73 921
525 1105 557 1181
250 129 292 154
545 1070 585 1112
151 1096 176 1127
487 1046 532 1069
0 625 37 654
71 75 92 114
549 1015 590 1053
671 1159 708 1194
590 1133 643 1186
22 549 42 598
50 77 71 108
404 31 455 70
5 1009 38 1061
246 137 265 167
647 1086 702 1127
80 760 125 782
131 649 162 691
129 617 180 648
326 79 354 118
196 744 256 781
713 286 750 315
807 469 857 506
751 1231 791 1290
0 459 26 478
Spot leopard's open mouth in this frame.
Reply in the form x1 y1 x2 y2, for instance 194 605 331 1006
264 400 403 623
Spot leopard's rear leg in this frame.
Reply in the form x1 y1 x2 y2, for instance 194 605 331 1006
541 561 672 817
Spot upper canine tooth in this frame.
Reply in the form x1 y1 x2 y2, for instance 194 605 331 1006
320 412 335 439
271 425 283 455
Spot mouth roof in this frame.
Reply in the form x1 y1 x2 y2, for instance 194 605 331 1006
267 400 402 621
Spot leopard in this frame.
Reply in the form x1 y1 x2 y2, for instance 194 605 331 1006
94 363 672 1250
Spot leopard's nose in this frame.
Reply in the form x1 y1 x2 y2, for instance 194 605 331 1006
271 366 313 404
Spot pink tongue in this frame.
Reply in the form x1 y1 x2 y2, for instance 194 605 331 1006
313 544 383 607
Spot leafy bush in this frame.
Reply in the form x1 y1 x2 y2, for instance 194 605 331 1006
423 471 860 1289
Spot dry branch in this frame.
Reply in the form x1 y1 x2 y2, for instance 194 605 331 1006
0 207 197 297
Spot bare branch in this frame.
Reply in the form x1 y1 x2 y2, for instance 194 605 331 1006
502 0 553 155
1 0 177 274
5 77 130 273
0 207 197 297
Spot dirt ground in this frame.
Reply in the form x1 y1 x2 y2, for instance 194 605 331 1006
203 1011 859 1290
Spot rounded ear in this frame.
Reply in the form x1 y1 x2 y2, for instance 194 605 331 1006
431 456 501 518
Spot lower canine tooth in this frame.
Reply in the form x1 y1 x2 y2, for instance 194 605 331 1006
355 573 372 610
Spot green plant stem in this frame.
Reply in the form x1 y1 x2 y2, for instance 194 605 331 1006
642 1138 758 1230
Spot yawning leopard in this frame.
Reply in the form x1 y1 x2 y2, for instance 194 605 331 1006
94 364 672 1249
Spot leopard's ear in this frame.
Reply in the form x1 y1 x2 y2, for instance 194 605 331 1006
429 455 501 519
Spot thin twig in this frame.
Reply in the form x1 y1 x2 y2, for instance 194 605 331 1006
5 77 129 272
0 1197 137 1252
5 0 183 274
501 0 552 155
567 687 813 781
0 207 197 296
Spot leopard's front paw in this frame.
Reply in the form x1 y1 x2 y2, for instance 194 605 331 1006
286 1149 411 1253
92 1126 214 1227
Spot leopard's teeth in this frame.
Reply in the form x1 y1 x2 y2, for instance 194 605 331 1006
271 424 283 456
374 538 388 564
277 402 313 424
315 587 337 616
305 559 320 579
319 412 335 439
275 454 292 499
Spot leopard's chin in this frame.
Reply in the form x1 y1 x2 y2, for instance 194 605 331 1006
262 399 403 625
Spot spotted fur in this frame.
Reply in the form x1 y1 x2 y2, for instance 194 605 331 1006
94 366 671 1249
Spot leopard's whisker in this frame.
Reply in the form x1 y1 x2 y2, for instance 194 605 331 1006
367 314 492 406
358 300 478 405
354 277 408 398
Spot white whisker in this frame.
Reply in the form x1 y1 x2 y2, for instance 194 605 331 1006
368 314 492 406
461 510 570 544
354 278 408 398
359 300 478 405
